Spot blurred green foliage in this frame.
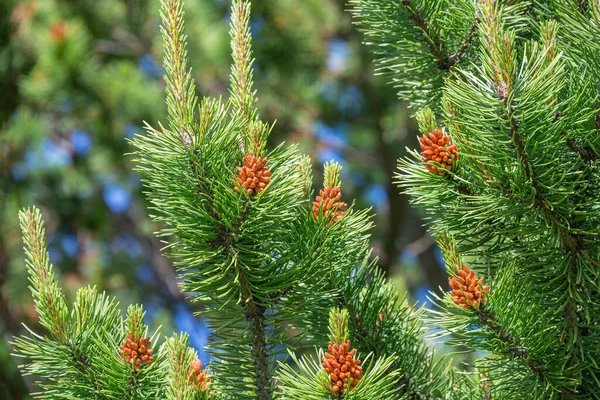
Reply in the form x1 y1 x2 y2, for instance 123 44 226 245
0 0 445 397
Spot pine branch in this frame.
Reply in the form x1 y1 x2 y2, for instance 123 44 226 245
479 5 588 393
400 1 479 71
230 0 258 128
166 333 210 400
371 0 600 397
18 207 69 344
16 208 161 399
239 269 271 400
400 0 451 70
477 309 546 378
161 0 198 141
351 0 481 110
330 257 456 400
565 137 597 162
447 15 479 66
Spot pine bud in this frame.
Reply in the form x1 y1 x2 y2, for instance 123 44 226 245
419 128 458 175
234 154 272 194
187 359 211 391
322 340 363 393
448 265 490 309
312 186 347 225
120 334 155 371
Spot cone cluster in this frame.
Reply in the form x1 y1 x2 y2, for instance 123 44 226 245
322 340 363 394
312 186 347 225
419 128 458 175
449 265 490 309
235 154 271 194
120 334 154 371
188 359 210 391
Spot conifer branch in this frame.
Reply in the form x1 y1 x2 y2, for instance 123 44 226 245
238 269 271 400
376 0 600 397
480 2 587 394
161 0 198 142
329 260 453 399
16 209 144 399
401 1 478 70
566 138 597 162
477 309 546 378
401 0 450 70
447 15 480 66
230 0 258 126
166 334 198 400
18 207 69 344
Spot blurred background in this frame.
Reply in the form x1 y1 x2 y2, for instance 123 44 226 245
0 0 447 397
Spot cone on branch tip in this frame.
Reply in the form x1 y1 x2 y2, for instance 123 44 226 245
188 359 211 391
449 265 490 309
322 340 363 394
419 128 458 175
312 186 347 225
120 334 155 371
234 154 272 194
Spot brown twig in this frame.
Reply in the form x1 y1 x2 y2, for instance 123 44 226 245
478 309 546 378
401 1 478 70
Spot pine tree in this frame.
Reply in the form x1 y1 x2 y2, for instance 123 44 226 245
15 0 600 398
352 0 600 398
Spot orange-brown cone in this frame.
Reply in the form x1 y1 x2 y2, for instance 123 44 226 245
419 128 458 175
322 340 363 394
448 265 490 309
120 334 155 371
235 154 272 194
312 186 347 225
187 359 210 391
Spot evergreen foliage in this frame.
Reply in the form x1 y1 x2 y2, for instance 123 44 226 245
2 0 415 397
352 0 600 397
13 0 600 398
13 0 422 399
15 207 165 399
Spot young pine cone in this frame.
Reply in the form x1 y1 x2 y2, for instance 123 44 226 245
322 340 363 394
120 334 154 371
449 265 490 309
312 186 347 225
188 359 210 391
235 154 272 194
419 128 458 175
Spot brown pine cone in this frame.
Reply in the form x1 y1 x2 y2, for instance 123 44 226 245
119 334 155 371
322 340 363 393
312 186 347 225
419 128 458 175
234 154 272 194
448 265 490 309
187 359 210 391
